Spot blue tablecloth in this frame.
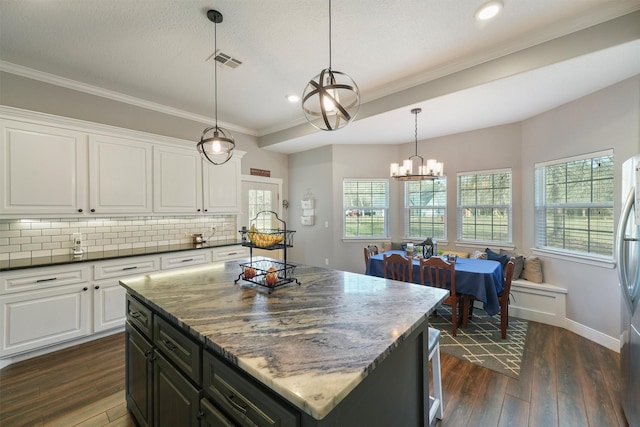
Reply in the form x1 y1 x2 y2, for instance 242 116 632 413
365 250 504 315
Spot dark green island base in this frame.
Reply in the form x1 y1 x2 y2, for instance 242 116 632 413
120 257 448 427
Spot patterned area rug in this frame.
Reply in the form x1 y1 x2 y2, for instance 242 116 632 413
429 305 528 378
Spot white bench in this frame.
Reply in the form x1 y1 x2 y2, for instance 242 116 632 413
507 279 567 327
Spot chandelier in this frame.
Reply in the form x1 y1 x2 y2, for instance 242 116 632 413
196 10 235 166
390 108 444 181
301 0 360 131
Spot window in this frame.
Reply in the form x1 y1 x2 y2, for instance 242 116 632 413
405 178 447 240
457 169 512 243
343 179 388 238
534 150 614 257
247 187 274 230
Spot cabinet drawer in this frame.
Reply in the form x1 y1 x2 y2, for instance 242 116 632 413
212 246 249 262
126 294 153 339
154 315 201 385
203 351 298 427
161 251 210 270
94 256 159 280
0 265 89 295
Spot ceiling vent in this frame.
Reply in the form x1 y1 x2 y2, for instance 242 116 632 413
207 50 242 69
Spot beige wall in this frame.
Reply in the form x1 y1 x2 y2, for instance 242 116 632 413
521 76 640 338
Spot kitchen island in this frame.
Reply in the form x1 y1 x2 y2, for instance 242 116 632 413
120 257 448 426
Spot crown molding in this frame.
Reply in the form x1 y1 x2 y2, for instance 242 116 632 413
0 60 258 137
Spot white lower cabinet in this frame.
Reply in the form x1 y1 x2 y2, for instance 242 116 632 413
0 284 91 357
92 279 128 333
211 245 249 262
161 250 210 270
0 247 242 361
92 256 160 333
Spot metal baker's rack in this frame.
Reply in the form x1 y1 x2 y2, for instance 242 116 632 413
234 210 299 292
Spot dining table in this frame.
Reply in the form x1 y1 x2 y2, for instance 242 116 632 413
365 250 504 315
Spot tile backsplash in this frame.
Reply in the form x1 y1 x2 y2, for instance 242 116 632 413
0 215 237 260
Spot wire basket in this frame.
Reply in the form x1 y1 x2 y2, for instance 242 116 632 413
235 259 299 292
239 210 295 250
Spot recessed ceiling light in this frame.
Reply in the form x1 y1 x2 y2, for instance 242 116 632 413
475 0 503 21
286 94 300 103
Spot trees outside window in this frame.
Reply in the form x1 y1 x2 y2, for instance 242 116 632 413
343 179 388 238
535 150 614 257
457 169 512 244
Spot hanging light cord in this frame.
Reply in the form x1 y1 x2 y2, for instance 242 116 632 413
328 0 332 70
414 110 419 155
213 19 218 128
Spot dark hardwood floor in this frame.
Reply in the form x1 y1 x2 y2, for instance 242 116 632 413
0 322 628 427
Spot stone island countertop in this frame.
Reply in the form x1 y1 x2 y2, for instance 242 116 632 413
119 257 448 420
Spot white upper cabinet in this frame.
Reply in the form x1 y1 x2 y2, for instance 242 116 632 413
203 152 244 214
89 135 152 214
153 145 203 213
0 119 88 215
0 109 244 216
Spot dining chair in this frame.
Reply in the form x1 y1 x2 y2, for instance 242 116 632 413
465 257 515 339
420 256 462 336
383 253 413 283
363 244 379 269
428 326 444 424
498 257 516 339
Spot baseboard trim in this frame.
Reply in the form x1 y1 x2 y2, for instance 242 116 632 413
563 318 620 353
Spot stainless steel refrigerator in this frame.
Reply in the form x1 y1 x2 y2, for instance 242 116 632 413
618 154 640 426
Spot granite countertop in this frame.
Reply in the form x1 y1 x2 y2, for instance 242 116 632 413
119 257 448 420
0 239 243 272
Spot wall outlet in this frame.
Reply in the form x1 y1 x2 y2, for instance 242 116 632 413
325 258 329 265
72 233 83 255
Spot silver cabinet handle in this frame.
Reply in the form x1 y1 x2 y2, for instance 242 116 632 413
224 393 248 414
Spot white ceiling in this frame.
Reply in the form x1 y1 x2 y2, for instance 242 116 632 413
1 0 639 154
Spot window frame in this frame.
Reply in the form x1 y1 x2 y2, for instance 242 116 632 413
456 168 513 245
404 178 447 241
342 178 389 239
534 149 614 260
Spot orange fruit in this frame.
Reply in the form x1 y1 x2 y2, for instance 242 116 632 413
265 272 278 286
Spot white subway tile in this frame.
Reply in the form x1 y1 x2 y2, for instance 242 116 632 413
9 251 31 260
32 236 52 244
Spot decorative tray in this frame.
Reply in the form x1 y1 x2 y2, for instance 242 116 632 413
234 259 300 292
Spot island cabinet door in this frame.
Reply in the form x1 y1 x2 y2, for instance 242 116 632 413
202 350 299 427
199 397 235 427
125 322 154 427
154 349 201 427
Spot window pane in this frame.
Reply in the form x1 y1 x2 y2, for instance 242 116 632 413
344 179 388 238
405 178 446 239
457 170 512 243
535 152 613 257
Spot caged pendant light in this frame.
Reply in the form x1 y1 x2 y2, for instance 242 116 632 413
196 9 235 166
390 108 444 181
302 0 360 131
